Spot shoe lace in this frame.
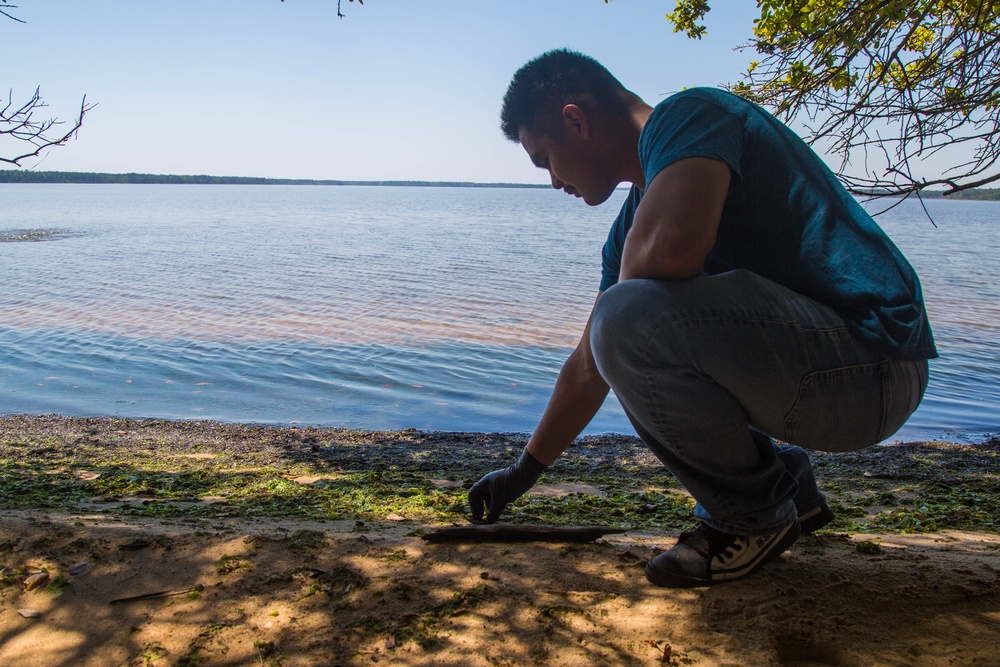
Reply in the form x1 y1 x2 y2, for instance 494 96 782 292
679 523 746 563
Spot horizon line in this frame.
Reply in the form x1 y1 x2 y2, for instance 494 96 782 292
0 169 552 189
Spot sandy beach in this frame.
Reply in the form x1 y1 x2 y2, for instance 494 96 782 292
1 415 997 666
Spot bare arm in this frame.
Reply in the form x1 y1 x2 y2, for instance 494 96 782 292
621 157 731 281
525 293 610 465
468 294 609 521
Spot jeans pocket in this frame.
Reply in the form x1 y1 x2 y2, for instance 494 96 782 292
784 361 889 451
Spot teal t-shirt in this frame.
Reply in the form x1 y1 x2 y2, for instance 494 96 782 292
600 88 937 361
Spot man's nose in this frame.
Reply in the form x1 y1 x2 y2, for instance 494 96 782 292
550 172 564 190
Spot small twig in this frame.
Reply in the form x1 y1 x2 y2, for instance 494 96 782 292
1 0 26 24
109 584 204 604
914 189 938 228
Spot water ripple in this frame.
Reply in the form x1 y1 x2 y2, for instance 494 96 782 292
1 185 997 441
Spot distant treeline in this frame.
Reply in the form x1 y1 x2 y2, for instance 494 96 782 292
3 170 998 200
914 188 1000 201
0 170 548 189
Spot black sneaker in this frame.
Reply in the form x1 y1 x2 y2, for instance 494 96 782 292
645 520 801 588
799 503 835 534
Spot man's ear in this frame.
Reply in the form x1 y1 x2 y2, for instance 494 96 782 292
561 104 590 140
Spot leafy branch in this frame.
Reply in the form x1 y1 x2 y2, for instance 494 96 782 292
667 0 1000 198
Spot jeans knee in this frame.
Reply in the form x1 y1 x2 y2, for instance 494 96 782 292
591 281 655 377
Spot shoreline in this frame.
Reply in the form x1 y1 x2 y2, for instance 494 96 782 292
2 414 998 665
1 413 998 533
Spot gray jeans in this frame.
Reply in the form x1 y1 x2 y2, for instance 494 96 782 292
590 270 928 536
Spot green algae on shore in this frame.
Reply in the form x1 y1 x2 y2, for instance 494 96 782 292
0 414 997 535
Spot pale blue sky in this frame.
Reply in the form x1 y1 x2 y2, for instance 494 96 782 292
5 0 762 183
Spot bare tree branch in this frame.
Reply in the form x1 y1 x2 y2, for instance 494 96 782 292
3 2 94 166
0 0 25 24
280 0 362 19
0 89 94 167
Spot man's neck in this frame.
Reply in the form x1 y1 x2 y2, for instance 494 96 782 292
624 102 654 190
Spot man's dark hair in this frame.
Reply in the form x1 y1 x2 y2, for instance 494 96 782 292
500 49 633 143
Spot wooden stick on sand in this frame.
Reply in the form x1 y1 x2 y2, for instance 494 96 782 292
421 524 627 544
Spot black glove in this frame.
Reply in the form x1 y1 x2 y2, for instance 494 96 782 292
468 448 547 523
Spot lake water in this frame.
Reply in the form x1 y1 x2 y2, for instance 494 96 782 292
1 184 997 443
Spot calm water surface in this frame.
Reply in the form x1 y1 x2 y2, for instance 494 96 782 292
1 184 997 442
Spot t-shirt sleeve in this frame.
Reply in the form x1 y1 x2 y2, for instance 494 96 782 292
639 91 745 189
600 186 642 292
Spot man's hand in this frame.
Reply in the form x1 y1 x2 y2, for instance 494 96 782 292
468 449 547 523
